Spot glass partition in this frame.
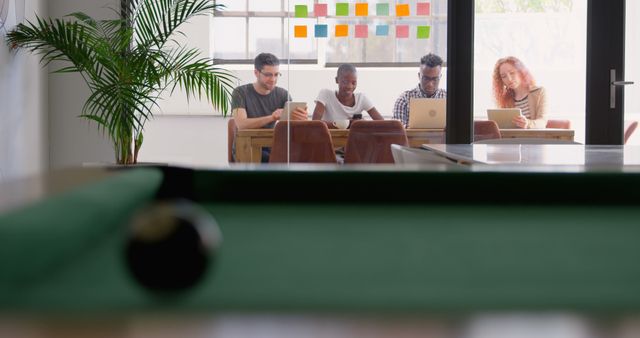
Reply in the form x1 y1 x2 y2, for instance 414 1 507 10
215 0 448 165
473 1 587 144
625 1 640 145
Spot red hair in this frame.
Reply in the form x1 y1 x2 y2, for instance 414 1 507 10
492 56 536 108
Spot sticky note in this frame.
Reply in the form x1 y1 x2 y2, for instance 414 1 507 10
396 4 410 16
355 3 368 16
376 25 389 36
315 24 328 38
417 25 430 39
294 25 307 38
295 5 308 18
376 3 390 16
355 24 368 38
314 3 328 17
335 24 348 37
336 3 349 16
396 25 409 38
417 2 431 15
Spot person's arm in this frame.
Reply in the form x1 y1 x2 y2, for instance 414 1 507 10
312 102 325 120
360 93 384 121
526 88 547 129
512 115 527 129
367 107 384 120
312 90 334 127
289 106 308 120
392 94 409 128
312 102 334 128
234 107 280 129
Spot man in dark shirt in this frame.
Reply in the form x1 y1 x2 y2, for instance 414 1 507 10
231 53 307 162
392 53 447 128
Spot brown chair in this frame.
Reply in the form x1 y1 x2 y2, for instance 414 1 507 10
546 119 571 129
344 120 409 164
624 120 638 144
269 121 337 163
473 120 501 142
227 118 237 163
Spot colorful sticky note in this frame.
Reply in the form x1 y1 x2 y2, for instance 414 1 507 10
315 24 328 38
294 25 307 38
396 4 410 16
376 25 389 36
314 3 328 17
417 2 431 15
355 3 368 16
295 5 308 18
336 3 349 16
376 3 390 16
355 24 368 38
396 25 409 38
335 24 349 37
417 25 430 39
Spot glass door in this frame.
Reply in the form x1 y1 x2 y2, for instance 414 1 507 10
473 0 587 144
624 0 639 145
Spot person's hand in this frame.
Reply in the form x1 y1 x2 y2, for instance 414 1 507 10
291 106 308 121
271 108 283 121
513 115 527 129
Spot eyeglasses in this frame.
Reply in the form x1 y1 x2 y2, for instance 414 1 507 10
420 74 441 83
260 71 282 78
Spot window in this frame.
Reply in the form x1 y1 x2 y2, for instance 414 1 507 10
474 0 587 142
213 0 447 66
213 0 317 63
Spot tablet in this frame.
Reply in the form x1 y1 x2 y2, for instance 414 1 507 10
487 108 522 129
281 101 307 121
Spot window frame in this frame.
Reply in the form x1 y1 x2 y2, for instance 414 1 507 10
212 0 448 67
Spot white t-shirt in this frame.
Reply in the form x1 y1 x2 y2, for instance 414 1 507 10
315 88 374 121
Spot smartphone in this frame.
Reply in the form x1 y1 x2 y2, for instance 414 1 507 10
352 113 363 120
281 101 307 121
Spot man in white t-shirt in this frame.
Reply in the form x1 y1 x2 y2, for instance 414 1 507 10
312 64 383 127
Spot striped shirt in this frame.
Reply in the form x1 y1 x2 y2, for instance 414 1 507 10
393 86 447 128
514 95 531 119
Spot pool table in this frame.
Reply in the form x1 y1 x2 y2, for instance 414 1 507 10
2 166 640 336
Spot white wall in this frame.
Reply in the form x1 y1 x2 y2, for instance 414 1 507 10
47 0 118 169
0 0 47 182
137 115 228 167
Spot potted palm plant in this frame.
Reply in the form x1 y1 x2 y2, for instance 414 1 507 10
6 0 235 164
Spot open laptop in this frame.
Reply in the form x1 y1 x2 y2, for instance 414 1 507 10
408 98 446 129
487 108 522 129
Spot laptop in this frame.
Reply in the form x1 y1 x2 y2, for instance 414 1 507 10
408 98 446 129
487 108 522 129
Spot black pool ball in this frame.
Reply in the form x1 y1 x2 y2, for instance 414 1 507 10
125 199 222 293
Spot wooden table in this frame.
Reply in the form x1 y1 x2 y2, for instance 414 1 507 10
235 128 444 163
500 128 575 140
422 144 640 166
235 128 576 163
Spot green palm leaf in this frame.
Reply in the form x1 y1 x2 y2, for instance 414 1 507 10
7 0 236 164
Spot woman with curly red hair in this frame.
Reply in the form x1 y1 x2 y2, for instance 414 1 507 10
492 56 547 129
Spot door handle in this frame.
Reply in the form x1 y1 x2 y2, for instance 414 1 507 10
610 69 635 109
612 81 635 86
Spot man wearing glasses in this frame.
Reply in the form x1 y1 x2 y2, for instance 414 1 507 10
231 53 307 162
392 53 447 128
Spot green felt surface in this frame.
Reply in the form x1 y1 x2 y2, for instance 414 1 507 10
0 168 163 306
3 201 640 313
